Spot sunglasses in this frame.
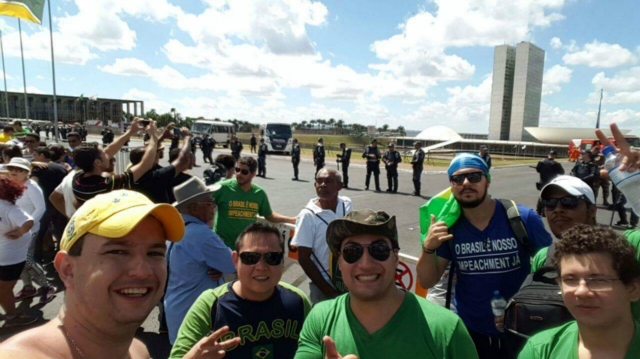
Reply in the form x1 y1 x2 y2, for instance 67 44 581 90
541 196 586 211
450 172 484 185
239 252 284 266
235 167 250 175
341 241 394 264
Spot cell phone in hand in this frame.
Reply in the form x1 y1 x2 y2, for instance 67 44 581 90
140 119 151 126
174 128 180 136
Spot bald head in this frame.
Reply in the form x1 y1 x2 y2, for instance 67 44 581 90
317 168 342 184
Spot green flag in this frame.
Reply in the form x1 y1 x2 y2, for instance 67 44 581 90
418 187 461 244
0 0 45 25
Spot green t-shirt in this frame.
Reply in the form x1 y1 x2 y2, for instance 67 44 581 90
531 230 640 321
294 291 479 359
213 179 273 248
518 320 640 359
170 281 312 359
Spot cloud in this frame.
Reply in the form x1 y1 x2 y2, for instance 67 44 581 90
588 67 640 104
563 40 637 68
10 86 44 94
402 74 493 133
122 88 157 100
542 65 573 96
539 102 640 135
550 37 562 49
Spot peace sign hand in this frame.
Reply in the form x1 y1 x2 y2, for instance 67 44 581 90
183 326 241 359
596 123 640 172
323 336 358 359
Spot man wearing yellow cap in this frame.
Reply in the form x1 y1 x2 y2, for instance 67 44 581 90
0 190 185 359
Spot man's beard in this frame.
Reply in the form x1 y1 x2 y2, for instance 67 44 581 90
457 188 487 209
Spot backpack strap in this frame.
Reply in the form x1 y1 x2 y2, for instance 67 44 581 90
302 208 336 290
544 242 556 267
445 236 456 310
499 199 532 254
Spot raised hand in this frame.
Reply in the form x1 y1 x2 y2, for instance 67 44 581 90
423 215 453 252
596 123 640 172
323 336 358 359
183 326 241 359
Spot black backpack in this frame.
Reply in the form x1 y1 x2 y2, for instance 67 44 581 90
503 243 574 356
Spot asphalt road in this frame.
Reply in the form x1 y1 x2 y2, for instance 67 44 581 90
0 140 629 358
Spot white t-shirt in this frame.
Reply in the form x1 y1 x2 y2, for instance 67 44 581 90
15 179 45 234
0 199 33 265
291 196 353 282
55 170 78 218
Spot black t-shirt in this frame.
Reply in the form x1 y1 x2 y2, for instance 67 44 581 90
31 162 68 210
168 172 193 203
132 164 177 204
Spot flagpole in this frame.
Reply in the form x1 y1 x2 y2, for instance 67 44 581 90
47 0 59 142
18 19 29 123
0 29 9 119
595 88 603 129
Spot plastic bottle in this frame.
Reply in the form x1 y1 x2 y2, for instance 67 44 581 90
603 146 640 214
490 290 507 332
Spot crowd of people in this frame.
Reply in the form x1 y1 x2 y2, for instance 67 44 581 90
0 119 637 359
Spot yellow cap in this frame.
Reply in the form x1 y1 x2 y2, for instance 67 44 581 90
61 190 185 251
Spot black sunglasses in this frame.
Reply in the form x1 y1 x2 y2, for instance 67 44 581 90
239 252 284 266
235 167 250 175
341 241 395 264
450 172 484 185
541 196 587 211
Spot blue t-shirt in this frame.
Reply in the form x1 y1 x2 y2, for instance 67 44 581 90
164 214 236 344
436 201 552 337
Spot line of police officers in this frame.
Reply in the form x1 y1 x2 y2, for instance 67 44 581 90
295 137 425 195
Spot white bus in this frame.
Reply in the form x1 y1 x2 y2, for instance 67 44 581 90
191 119 236 148
259 122 293 154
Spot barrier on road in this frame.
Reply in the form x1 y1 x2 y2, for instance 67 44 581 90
257 218 428 298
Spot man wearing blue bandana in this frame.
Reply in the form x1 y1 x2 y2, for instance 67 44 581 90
417 153 552 359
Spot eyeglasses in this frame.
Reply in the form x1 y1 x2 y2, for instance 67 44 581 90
341 241 395 264
557 276 621 292
235 167 250 175
450 172 484 186
541 196 586 211
239 252 284 266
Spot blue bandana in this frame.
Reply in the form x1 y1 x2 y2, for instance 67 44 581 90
447 152 490 181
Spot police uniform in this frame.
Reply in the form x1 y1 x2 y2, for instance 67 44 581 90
411 142 425 196
313 139 325 178
292 142 301 180
362 141 381 191
337 144 352 188
230 139 243 161
383 145 402 192
258 141 268 177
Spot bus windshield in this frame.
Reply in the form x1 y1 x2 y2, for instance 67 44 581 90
265 124 292 138
192 122 212 135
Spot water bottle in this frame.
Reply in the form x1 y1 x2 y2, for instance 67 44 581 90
603 146 640 214
490 290 507 332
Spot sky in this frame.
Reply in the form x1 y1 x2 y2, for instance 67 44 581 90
0 0 638 135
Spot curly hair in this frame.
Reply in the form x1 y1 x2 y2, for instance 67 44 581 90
553 224 640 284
0 177 26 204
73 142 101 172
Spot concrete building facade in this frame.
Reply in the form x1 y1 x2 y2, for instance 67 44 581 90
489 42 545 141
0 91 144 125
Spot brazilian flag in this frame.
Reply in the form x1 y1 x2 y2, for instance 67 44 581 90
0 0 45 25
418 187 461 244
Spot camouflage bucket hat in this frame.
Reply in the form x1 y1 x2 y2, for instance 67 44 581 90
326 210 398 255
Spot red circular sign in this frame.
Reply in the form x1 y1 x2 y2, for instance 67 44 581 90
395 262 413 290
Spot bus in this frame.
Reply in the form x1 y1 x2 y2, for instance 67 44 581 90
191 119 236 148
259 122 293 154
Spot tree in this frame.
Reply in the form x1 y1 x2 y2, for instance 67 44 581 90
396 125 406 136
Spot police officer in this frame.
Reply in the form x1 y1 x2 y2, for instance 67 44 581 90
230 136 243 161
411 141 425 196
250 133 257 153
479 145 492 169
190 135 200 167
337 142 352 189
258 138 268 177
383 143 402 193
292 138 301 181
313 138 325 178
534 149 565 215
362 138 381 192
